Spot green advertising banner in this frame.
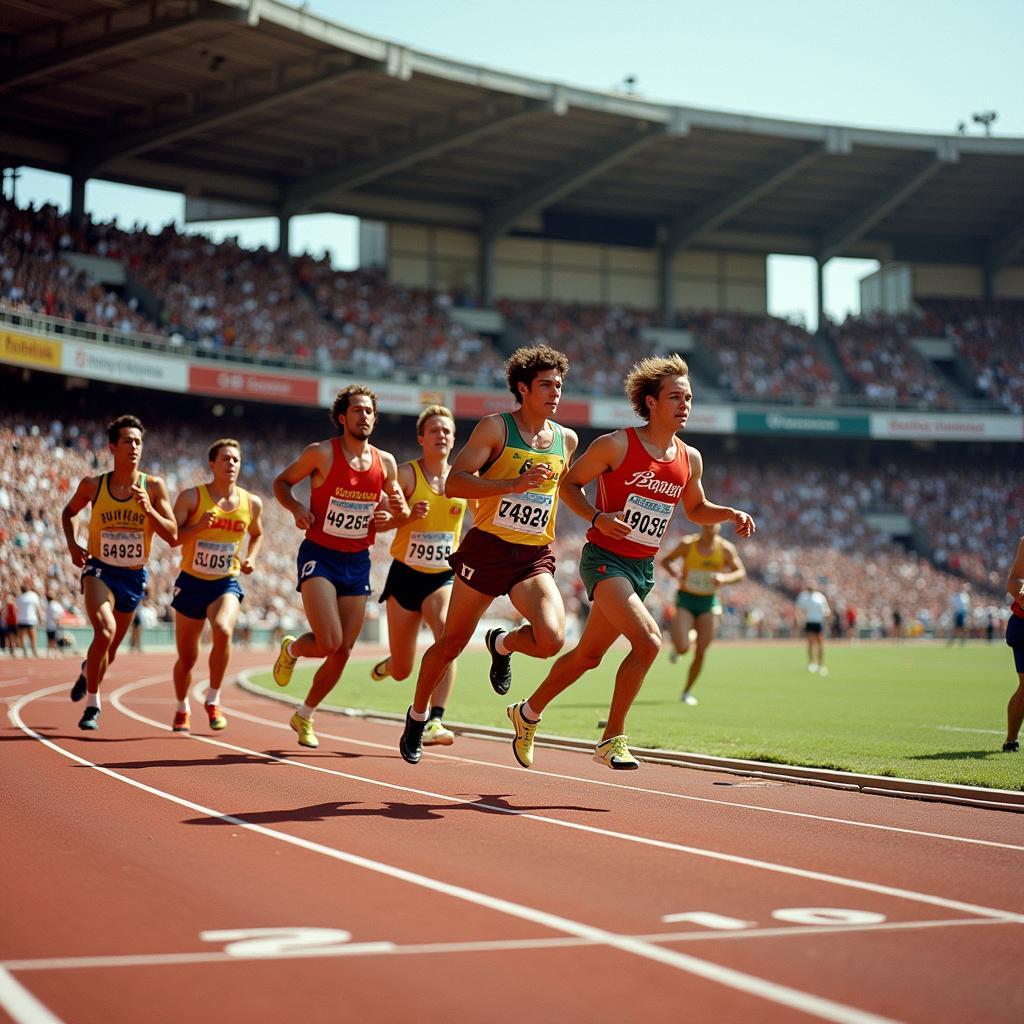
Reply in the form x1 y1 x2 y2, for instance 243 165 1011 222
735 411 870 437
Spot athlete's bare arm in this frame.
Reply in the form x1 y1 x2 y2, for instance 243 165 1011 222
135 476 178 545
679 447 755 538
241 495 264 574
61 476 101 568
557 431 633 542
1006 537 1024 604
373 451 411 530
171 487 209 547
660 538 695 580
445 415 552 500
273 440 332 531
715 539 747 585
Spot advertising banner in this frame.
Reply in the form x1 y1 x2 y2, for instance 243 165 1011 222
189 365 318 405
869 412 1022 442
62 341 187 391
318 377 451 416
0 329 62 370
736 410 870 437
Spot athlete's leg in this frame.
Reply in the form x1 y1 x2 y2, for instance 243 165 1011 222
1007 672 1024 746
207 592 241 693
523 599 620 716
671 606 695 655
805 629 816 667
25 625 38 658
684 612 717 693
815 631 826 668
383 596 423 681
411 579 492 715
422 584 455 708
172 612 205 702
503 572 565 659
293 577 344 659
83 576 120 693
303 595 367 709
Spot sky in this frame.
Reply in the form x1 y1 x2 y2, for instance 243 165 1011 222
7 0 1021 329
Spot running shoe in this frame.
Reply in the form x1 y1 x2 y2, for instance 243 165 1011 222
680 692 698 706
206 704 227 731
70 660 87 702
289 711 318 748
422 718 455 746
1003 740 1020 753
593 734 639 770
485 628 512 695
78 706 100 731
399 707 426 764
507 701 540 769
370 658 391 682
273 635 298 687
172 710 190 732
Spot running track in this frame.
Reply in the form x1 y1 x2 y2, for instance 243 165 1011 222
2 651 1022 1024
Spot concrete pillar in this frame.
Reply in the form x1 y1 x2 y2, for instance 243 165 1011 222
815 256 826 332
658 245 673 323
277 213 291 256
983 263 996 302
70 175 86 222
478 235 495 306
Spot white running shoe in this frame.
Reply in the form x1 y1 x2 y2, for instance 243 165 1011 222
681 692 698 706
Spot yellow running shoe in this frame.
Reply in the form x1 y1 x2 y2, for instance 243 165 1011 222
273 635 298 687
370 658 391 682
506 701 540 769
206 704 227 731
593 734 639 770
289 711 319 748
422 718 455 746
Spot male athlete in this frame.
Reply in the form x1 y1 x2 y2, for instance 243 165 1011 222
272 386 407 748
662 522 746 704
507 355 755 770
61 415 176 730
170 438 264 732
371 406 467 746
398 345 578 764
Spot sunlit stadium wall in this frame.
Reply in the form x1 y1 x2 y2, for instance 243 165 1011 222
383 223 767 314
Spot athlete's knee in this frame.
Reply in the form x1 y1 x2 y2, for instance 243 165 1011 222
436 632 470 664
633 627 662 663
210 621 232 646
309 628 343 658
532 622 565 659
389 658 413 682
93 619 115 645
575 648 604 672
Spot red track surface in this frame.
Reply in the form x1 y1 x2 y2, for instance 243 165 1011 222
2 650 1022 1024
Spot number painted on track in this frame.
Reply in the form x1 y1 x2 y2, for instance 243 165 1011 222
200 927 354 957
770 908 887 926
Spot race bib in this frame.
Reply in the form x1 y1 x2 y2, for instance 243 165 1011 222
191 539 239 576
406 530 455 570
100 529 145 567
323 497 376 539
494 491 553 536
684 568 717 595
621 493 674 550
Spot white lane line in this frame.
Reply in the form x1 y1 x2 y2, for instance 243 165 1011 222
225 693 1024 853
0 677 32 688
11 684 899 1024
934 726 1003 736
111 680 1024 925
3 916 1009 973
0 965 66 1024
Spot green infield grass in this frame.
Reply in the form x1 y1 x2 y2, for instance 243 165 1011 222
247 639 1021 790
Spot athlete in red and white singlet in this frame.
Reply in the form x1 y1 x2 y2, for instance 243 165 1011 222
1002 536 1024 752
505 355 756 772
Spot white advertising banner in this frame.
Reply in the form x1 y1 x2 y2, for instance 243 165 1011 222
869 412 1022 442
317 377 451 416
62 341 188 392
589 398 735 433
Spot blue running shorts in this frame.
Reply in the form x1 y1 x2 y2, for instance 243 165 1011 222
171 572 244 621
82 559 147 614
296 538 371 597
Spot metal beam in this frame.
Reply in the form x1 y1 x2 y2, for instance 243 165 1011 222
1 3 247 94
987 210 1024 271
481 124 667 240
664 144 824 253
818 156 947 262
78 61 377 174
284 101 548 213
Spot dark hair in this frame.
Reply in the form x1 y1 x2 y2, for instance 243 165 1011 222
505 345 569 403
107 415 144 445
208 438 241 462
330 385 378 431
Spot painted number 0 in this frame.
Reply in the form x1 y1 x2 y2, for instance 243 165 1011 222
200 927 353 957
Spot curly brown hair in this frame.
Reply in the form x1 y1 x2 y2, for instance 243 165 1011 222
624 354 689 421
505 344 569 403
106 414 144 445
330 385 378 431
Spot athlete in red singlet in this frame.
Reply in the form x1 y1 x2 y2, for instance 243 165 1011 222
1002 536 1024 753
506 354 756 771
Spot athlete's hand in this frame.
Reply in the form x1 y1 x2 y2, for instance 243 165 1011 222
386 485 409 518
68 540 88 569
593 511 632 540
131 483 154 516
372 509 391 529
510 462 552 493
410 500 429 521
239 558 256 575
732 510 756 538
290 505 312 531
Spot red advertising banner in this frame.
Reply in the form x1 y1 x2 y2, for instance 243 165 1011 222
453 391 590 426
189 366 319 405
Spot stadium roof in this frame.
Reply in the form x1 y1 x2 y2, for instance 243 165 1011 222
3 0 1024 270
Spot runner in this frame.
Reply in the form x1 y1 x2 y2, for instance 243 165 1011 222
60 415 176 730
506 354 755 770
398 345 577 764
372 406 467 746
169 438 264 733
272 385 407 749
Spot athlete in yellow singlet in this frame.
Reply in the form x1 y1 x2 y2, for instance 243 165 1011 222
661 522 746 704
60 415 176 731
398 345 578 764
169 438 264 734
371 406 467 745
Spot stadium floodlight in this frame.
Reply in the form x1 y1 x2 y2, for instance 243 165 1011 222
971 111 997 135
